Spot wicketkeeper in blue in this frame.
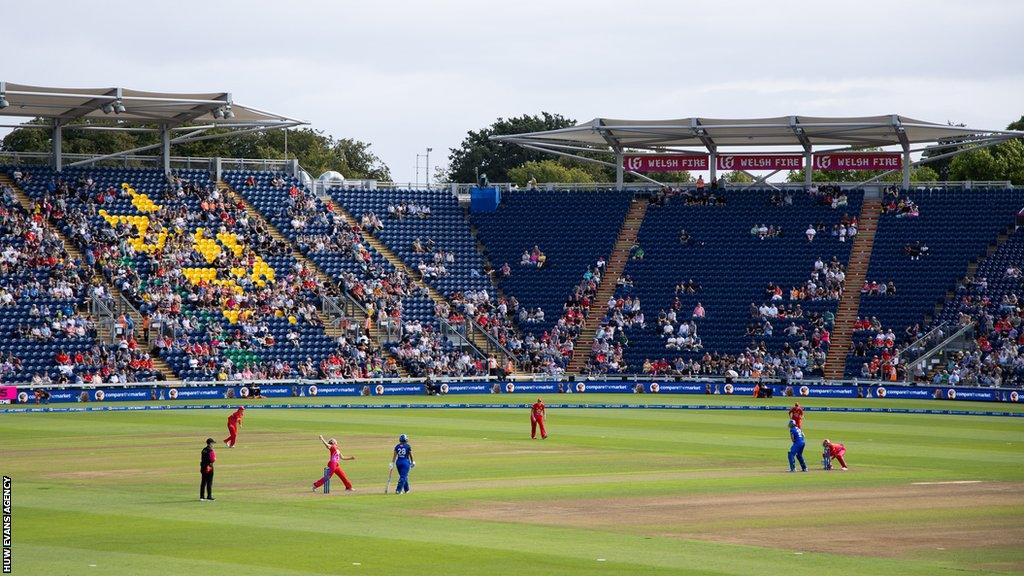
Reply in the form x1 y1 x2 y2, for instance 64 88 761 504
787 419 807 472
390 434 415 494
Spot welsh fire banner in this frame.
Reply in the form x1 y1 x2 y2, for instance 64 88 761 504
716 154 804 171
623 154 709 172
812 152 903 171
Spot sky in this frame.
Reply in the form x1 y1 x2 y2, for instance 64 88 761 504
3 0 1023 183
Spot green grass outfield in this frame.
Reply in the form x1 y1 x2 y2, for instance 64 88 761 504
3 394 1023 575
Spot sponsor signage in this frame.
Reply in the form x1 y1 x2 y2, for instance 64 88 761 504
624 154 709 172
0 387 16 401
4 382 1019 404
716 154 804 171
812 152 903 171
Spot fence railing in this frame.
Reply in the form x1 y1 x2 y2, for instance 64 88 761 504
17 370 1018 390
89 293 116 344
906 321 977 375
4 151 1011 191
897 322 949 365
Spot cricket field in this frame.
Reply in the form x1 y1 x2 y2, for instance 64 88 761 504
2 394 1023 575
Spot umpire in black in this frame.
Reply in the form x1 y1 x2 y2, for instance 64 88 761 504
200 437 216 500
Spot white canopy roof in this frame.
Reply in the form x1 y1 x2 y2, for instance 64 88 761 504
494 115 1015 151
0 82 304 126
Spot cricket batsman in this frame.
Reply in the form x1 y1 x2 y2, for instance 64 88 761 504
224 406 245 447
313 435 355 492
822 439 849 470
530 397 547 439
389 434 415 494
787 419 807 472
788 402 804 429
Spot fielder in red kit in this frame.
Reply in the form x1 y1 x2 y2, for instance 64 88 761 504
224 406 245 447
822 439 849 470
313 435 355 492
530 397 547 439
788 403 804 429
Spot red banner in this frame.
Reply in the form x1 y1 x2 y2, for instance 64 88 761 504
716 154 804 171
624 154 709 172
813 152 903 171
0 386 16 401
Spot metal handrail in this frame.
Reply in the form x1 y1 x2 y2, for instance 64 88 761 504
90 293 116 344
905 321 976 372
897 321 949 360
435 316 486 359
467 318 524 366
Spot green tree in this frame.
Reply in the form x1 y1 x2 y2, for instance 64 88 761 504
507 160 596 186
443 112 578 183
725 170 754 183
921 115 1024 183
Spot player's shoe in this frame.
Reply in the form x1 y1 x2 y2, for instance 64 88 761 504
346 488 356 492
801 468 807 472
841 467 848 471
312 483 317 492
207 497 215 501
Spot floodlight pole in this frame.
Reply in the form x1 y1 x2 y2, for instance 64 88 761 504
426 147 432 189
51 119 63 172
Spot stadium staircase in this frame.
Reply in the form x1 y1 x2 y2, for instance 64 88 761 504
0 173 176 380
823 197 881 380
327 202 519 373
216 180 410 376
566 198 649 373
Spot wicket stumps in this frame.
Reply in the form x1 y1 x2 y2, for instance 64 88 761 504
822 450 832 470
323 466 331 494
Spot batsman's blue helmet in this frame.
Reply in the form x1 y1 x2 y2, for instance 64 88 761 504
399 434 408 442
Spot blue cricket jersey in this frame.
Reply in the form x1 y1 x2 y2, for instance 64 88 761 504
394 443 412 461
790 426 805 444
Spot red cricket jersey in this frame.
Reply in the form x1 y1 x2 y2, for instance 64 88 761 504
827 443 845 457
228 410 243 425
789 406 804 420
532 402 545 419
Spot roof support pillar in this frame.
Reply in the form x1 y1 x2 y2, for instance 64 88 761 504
902 149 911 189
615 151 624 189
709 150 717 183
51 120 62 172
161 124 171 177
804 149 813 186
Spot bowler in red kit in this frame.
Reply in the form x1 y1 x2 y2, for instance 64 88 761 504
788 403 804 429
530 397 547 439
224 406 245 447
